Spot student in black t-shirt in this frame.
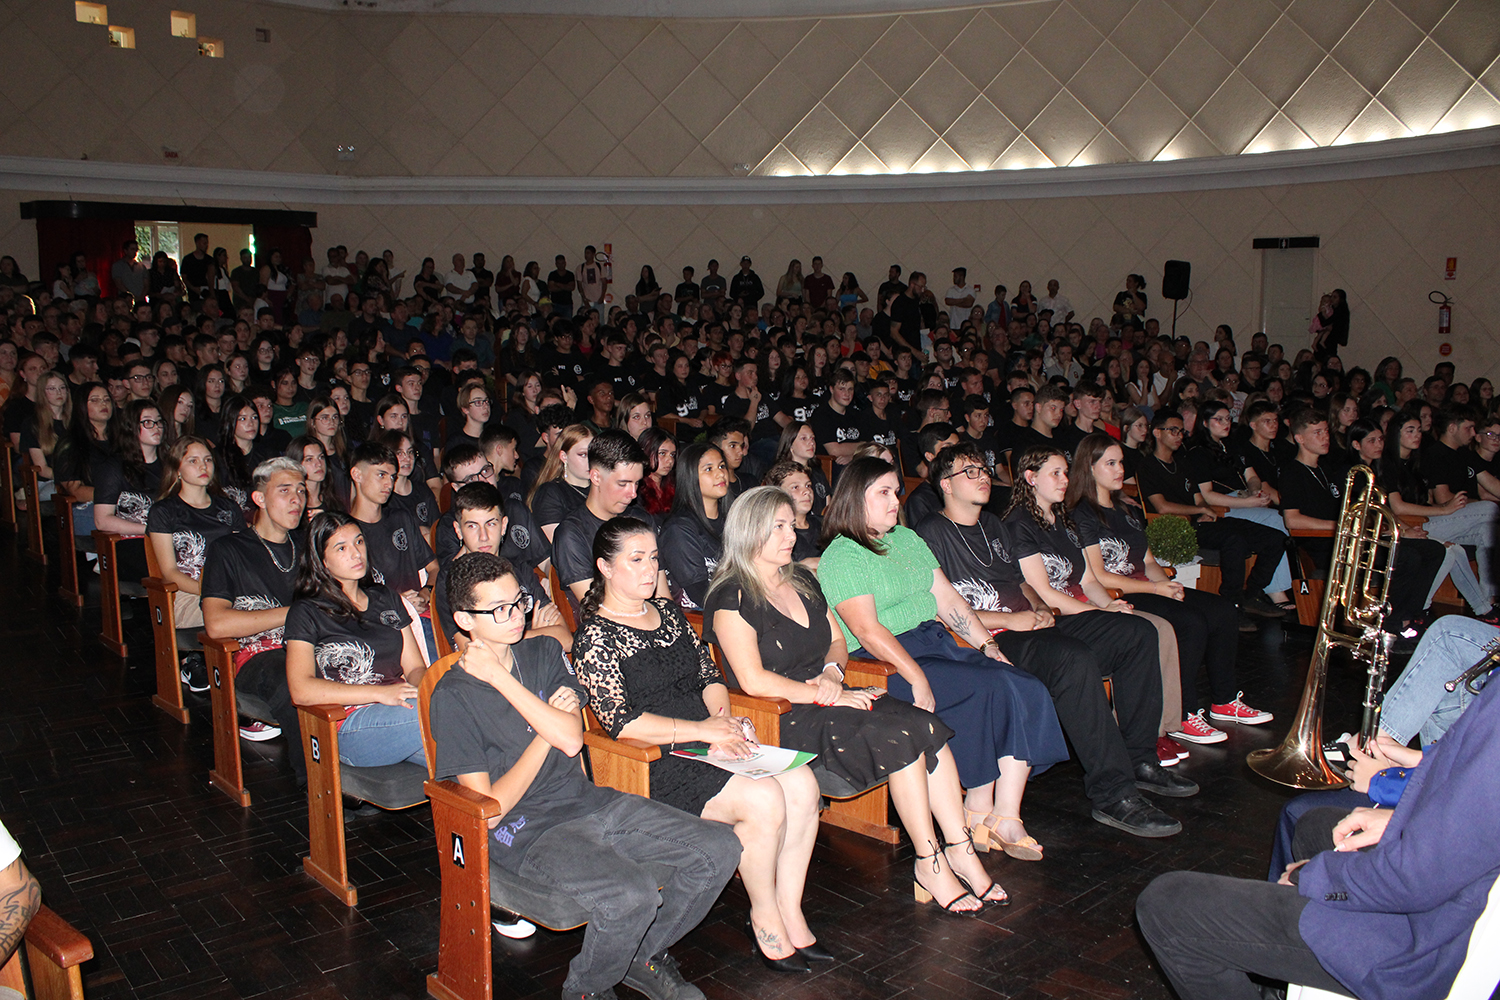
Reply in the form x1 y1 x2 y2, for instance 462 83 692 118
1378 412 1497 620
1188 401 1295 613
660 443 728 610
553 430 661 605
1136 410 1286 617
1010 383 1068 466
958 394 1001 474
857 381 902 453
1419 410 1500 599
903 424 959 528
707 418 757 505
1280 410 1442 635
809 368 862 475
202 457 305 753
346 441 437 614
1068 433 1274 747
918 442 1188 838
379 429 439 528
432 482 567 652
285 511 428 767
433 552 739 1000
773 423 831 516
146 435 245 635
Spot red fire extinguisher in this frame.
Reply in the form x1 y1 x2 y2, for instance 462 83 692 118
1431 290 1452 335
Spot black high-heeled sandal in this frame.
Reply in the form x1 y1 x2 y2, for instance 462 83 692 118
943 829 1010 906
743 919 811 973
912 840 983 915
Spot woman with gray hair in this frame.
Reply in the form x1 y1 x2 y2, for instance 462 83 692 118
704 485 1005 915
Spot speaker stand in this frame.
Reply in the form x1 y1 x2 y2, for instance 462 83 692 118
1170 298 1179 340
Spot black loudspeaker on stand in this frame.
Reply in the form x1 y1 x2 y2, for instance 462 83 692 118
1162 260 1191 339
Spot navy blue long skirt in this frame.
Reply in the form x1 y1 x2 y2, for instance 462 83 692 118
855 620 1068 789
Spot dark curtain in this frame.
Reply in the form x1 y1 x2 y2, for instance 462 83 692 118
252 224 312 284
35 217 136 299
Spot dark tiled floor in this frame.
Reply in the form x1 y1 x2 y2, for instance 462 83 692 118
0 536 1385 1000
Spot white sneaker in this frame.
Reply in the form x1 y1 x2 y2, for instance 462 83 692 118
1173 710 1229 745
493 916 536 939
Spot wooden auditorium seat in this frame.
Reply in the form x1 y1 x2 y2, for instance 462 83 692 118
0 904 95 1000
22 464 46 566
53 489 84 607
200 634 279 808
142 540 198 725
90 529 146 658
418 652 673 1000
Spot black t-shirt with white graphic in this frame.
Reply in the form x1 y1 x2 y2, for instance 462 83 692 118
913 511 1029 613
284 584 411 686
809 402 860 452
774 395 817 428
496 473 525 508
859 409 901 449
659 512 723 610
434 499 552 583
1136 453 1199 512
146 494 245 580
387 478 439 528
1005 508 1087 596
429 639 616 873
1236 439 1281 489
201 530 301 662
1186 442 1248 496
94 457 163 527
356 509 433 595
655 380 703 422
1072 500 1150 579
962 428 1003 473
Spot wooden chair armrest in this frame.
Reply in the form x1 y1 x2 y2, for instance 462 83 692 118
729 691 792 715
1209 505 1228 517
582 730 662 762
24 904 94 969
1106 588 1124 600
144 575 178 594
297 703 352 725
1398 514 1428 527
1289 528 1335 537
1162 565 1176 579
199 633 242 656
845 657 895 689
425 778 503 822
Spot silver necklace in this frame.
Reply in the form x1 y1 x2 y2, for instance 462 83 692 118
603 600 651 618
256 529 295 574
942 513 995 568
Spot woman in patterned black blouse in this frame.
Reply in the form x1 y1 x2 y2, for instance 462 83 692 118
572 517 822 973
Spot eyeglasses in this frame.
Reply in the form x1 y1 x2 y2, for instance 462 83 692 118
943 465 989 481
1161 426 1184 435
129 374 153 382
460 463 495 484
139 418 164 428
461 592 534 621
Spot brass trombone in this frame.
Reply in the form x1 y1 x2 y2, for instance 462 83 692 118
1247 464 1402 789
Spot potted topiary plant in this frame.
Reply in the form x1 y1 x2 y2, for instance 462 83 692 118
1145 514 1203 589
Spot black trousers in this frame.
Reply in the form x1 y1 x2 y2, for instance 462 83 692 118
1302 535 1445 626
997 610 1161 808
1194 518 1283 599
1128 589 1241 710
234 648 303 780
1137 871 1352 1000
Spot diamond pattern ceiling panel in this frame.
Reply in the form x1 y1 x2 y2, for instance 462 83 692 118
5 0 1495 176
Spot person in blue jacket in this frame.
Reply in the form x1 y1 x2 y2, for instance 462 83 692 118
1136 663 1500 1000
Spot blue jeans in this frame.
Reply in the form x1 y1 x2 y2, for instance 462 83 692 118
1425 541 1490 614
338 701 427 767
1380 615 1500 746
71 502 95 539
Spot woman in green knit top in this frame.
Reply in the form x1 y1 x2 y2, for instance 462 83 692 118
819 458 1067 905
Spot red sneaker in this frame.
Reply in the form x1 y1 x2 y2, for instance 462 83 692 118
238 720 281 741
1209 693 1273 725
1156 736 1184 766
1174 710 1228 744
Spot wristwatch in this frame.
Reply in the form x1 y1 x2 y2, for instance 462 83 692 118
824 662 845 681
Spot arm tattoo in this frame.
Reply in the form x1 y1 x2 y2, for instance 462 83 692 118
0 866 40 966
945 607 980 644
